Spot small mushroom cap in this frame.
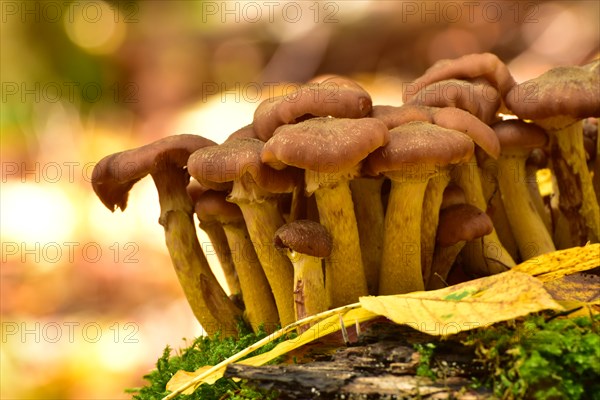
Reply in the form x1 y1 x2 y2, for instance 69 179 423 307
364 121 474 177
253 75 373 141
526 148 548 169
261 117 389 173
403 53 516 102
440 184 466 209
369 104 431 129
224 124 260 143
505 62 600 125
191 188 244 225
188 138 298 194
92 134 216 211
273 219 333 258
406 79 501 125
430 107 501 159
492 120 548 153
371 105 500 159
436 203 493 247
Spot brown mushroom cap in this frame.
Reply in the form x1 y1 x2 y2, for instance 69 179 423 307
404 53 516 102
273 219 333 258
440 184 466 209
505 62 600 126
526 148 549 169
364 121 474 178
189 186 244 225
370 105 500 159
492 120 548 153
261 117 389 174
188 138 298 195
92 134 216 211
406 79 501 125
369 104 431 129
253 76 373 141
436 203 493 247
430 106 501 159
224 124 260 143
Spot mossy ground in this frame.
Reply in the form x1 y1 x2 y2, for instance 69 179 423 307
416 311 600 399
126 322 282 400
129 312 599 399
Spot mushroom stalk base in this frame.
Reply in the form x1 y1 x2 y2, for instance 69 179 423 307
314 182 368 308
154 169 243 337
550 121 600 245
379 180 426 295
420 170 450 286
479 157 520 262
233 198 296 327
525 165 553 234
222 222 280 333
452 158 515 274
200 221 242 296
350 178 385 295
287 249 327 330
497 157 556 258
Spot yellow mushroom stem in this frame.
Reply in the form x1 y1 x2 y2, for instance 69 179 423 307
286 249 327 332
198 221 242 296
549 120 600 244
452 157 516 274
497 154 556 258
478 154 520 262
379 179 427 295
350 177 385 295
153 168 243 337
308 170 368 307
220 220 279 333
420 169 450 285
525 163 552 234
231 197 296 327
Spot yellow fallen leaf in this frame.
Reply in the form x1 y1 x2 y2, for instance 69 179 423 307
240 307 377 367
164 259 588 398
513 243 600 282
163 304 375 399
165 367 221 395
360 270 564 335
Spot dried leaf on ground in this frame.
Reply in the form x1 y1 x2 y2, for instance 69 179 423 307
360 270 564 335
513 243 600 282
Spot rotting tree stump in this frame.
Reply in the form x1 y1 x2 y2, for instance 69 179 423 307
225 320 494 399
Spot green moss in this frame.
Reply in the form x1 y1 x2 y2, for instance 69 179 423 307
127 323 284 400
464 312 600 399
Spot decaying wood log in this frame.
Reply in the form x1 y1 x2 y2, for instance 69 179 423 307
225 322 493 399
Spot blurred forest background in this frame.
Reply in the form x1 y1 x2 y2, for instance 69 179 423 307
1 1 599 398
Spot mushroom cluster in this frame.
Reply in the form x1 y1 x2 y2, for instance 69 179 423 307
91 54 599 336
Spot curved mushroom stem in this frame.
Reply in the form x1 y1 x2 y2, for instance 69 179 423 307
313 180 368 307
525 161 552 234
452 158 515 274
231 198 296 327
153 168 243 337
221 220 280 333
478 155 520 262
198 221 242 297
350 177 385 295
379 180 427 295
428 241 467 290
286 249 327 332
420 170 450 285
497 155 556 258
549 121 600 245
